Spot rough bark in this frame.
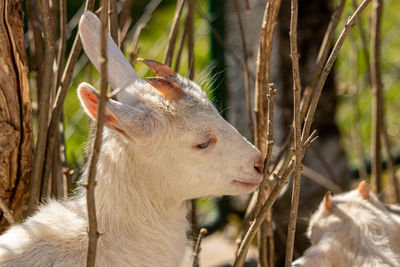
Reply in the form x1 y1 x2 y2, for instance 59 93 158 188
0 0 33 232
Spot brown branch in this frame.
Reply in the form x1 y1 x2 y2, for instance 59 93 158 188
27 0 57 215
109 0 118 44
164 0 186 66
352 0 371 78
233 0 255 137
234 131 318 267
370 0 383 194
191 228 207 267
86 0 109 265
0 198 15 225
381 129 400 202
285 0 302 265
186 0 195 80
301 0 372 144
174 19 187 72
300 0 345 123
254 0 282 152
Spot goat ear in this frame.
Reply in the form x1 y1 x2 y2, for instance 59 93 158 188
79 11 141 91
292 242 336 267
323 191 333 212
358 180 370 200
77 83 154 138
146 77 186 101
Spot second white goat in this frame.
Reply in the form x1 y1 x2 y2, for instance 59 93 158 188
293 181 400 267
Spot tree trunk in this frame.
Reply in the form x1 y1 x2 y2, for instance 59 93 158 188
0 0 33 232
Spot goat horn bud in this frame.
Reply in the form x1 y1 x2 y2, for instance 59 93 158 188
138 58 177 79
323 191 333 212
358 180 370 200
146 77 186 101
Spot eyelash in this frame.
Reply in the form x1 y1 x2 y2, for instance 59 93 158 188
196 139 211 149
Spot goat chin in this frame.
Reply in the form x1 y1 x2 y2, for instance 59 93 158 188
0 11 264 267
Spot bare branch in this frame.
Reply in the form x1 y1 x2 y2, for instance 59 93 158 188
191 228 207 267
164 0 186 66
233 0 255 136
301 0 372 143
109 0 118 44
186 0 195 80
0 198 15 225
285 0 303 265
27 0 57 215
370 0 383 194
86 1 109 266
300 0 346 122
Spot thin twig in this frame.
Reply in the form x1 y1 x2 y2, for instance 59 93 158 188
284 0 302 265
86 1 109 266
164 0 186 66
27 0 57 215
186 0 195 80
352 0 371 78
254 0 282 152
191 228 207 267
300 0 346 123
235 1 282 263
109 0 118 43
0 198 15 225
381 129 400 202
233 0 255 137
302 165 343 193
301 0 372 144
234 131 317 267
370 0 383 194
174 18 187 72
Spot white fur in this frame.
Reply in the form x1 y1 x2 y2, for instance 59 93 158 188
293 187 400 267
0 11 263 267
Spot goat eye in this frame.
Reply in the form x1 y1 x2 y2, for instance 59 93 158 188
196 139 211 149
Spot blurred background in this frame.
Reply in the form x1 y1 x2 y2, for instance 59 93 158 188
1 0 399 266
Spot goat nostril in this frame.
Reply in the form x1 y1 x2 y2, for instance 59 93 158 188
254 160 264 175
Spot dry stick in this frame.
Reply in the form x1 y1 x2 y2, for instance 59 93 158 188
284 0 302 265
186 0 197 244
0 198 15 225
382 130 400 202
233 0 255 137
186 0 195 80
174 19 187 72
86 1 109 266
254 0 282 150
27 0 57 215
301 0 372 144
352 0 371 79
349 38 369 181
370 0 383 194
38 0 96 213
236 2 372 265
191 228 207 267
109 0 118 43
164 0 186 66
300 0 346 123
234 132 317 267
236 0 282 263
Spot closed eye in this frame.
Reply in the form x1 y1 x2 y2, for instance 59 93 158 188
194 137 217 150
196 139 211 149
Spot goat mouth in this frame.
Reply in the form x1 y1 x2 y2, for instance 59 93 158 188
232 180 260 189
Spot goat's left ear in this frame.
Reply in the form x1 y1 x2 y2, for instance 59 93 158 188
358 180 370 200
78 82 156 139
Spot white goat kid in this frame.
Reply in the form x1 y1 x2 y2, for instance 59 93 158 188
0 11 264 267
293 181 400 267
